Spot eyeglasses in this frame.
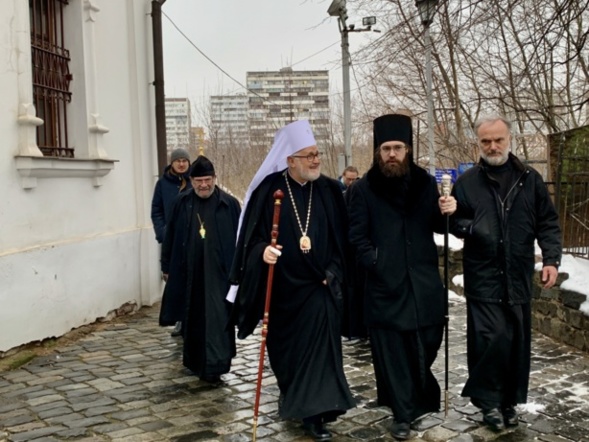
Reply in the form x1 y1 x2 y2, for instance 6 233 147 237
290 152 322 162
380 145 407 154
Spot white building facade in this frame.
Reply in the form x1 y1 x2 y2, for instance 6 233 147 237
246 68 330 149
210 94 249 149
0 0 162 352
165 97 191 155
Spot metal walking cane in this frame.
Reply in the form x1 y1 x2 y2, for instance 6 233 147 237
441 174 452 417
252 189 284 441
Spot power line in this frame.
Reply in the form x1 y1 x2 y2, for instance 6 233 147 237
162 11 262 99
290 41 340 67
163 11 343 100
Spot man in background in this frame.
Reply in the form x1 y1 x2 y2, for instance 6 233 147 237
151 148 192 336
338 165 359 191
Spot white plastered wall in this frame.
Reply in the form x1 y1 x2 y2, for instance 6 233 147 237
0 0 163 352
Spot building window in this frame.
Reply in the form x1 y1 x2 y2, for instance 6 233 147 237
30 0 73 158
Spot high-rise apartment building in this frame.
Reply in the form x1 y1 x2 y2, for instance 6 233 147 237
246 68 330 149
210 94 249 149
165 98 191 156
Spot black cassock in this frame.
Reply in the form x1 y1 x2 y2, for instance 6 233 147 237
183 192 235 377
231 172 355 421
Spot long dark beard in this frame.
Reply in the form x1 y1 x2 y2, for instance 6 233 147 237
377 154 410 178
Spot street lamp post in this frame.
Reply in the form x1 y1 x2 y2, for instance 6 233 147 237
415 0 439 176
328 0 378 169
328 0 352 168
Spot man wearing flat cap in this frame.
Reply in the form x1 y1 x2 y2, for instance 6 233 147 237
347 114 456 440
229 120 355 440
161 156 241 384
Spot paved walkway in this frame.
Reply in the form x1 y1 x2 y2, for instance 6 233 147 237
1 297 589 442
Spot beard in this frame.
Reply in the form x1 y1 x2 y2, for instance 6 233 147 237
299 167 321 182
481 150 509 166
377 154 410 178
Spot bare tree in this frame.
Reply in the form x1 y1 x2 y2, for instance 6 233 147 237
347 0 588 169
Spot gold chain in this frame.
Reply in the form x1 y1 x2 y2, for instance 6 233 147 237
283 171 312 237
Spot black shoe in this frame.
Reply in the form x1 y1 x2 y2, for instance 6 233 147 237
200 375 221 385
391 421 411 440
502 406 519 427
482 408 506 432
302 422 332 441
171 321 182 337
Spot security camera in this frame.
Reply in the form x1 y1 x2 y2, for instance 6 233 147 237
327 0 346 17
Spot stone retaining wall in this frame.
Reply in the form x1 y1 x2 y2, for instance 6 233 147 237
437 247 589 353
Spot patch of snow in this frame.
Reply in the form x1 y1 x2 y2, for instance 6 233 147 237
449 290 464 302
452 274 464 288
581 299 589 315
558 254 589 298
520 402 545 414
434 233 464 251
537 254 589 296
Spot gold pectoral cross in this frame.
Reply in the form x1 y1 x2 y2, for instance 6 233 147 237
197 214 206 239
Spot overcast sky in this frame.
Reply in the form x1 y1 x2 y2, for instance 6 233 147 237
161 0 373 123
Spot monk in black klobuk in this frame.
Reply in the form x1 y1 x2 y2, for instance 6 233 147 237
347 114 456 440
161 156 241 383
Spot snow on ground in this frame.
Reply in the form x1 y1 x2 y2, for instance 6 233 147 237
452 274 463 289
520 402 546 414
449 289 464 302
535 253 589 315
434 233 464 250
433 232 589 313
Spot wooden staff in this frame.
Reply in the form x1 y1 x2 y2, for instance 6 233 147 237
252 189 284 441
441 174 452 417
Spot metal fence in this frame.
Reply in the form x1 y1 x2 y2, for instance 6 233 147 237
549 126 589 259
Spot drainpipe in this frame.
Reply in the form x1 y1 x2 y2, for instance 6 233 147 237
152 0 167 174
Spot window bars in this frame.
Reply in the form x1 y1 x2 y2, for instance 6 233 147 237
30 0 73 157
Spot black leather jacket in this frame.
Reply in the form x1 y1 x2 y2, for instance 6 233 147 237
451 154 562 304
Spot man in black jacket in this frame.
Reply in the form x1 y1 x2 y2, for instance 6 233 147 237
451 115 562 431
347 114 456 440
151 148 192 244
151 148 192 337
161 156 241 383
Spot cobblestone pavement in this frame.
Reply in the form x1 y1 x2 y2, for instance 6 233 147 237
2 297 589 442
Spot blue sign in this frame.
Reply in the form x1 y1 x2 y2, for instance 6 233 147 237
458 162 476 175
435 168 457 184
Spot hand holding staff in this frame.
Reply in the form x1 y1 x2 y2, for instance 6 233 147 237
253 189 284 441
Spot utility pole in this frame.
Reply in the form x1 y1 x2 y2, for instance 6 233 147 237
328 0 352 168
328 1 379 169
415 0 440 176
152 0 167 174
341 21 352 168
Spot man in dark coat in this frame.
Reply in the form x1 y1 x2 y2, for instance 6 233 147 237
151 148 192 244
347 114 456 440
161 156 241 383
152 148 192 337
451 115 562 431
229 120 355 441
